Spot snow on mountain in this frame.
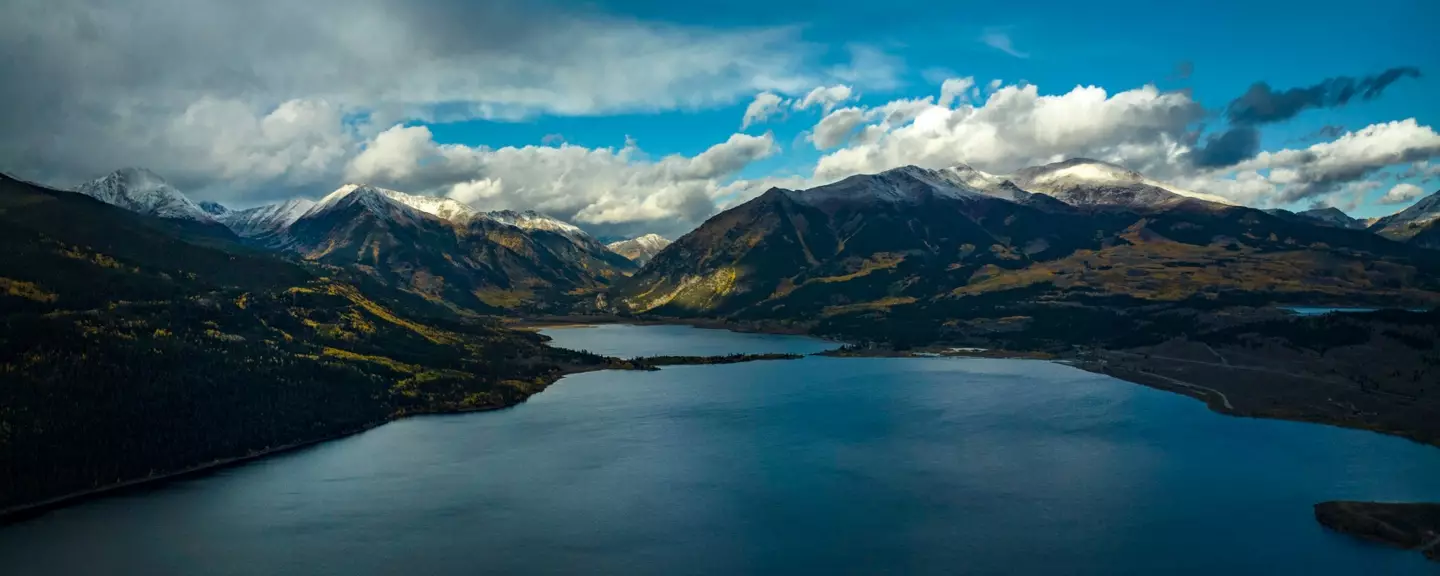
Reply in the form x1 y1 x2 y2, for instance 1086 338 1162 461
607 234 672 265
484 209 588 238
1371 189 1440 238
301 184 439 231
314 184 478 223
1008 159 1236 207
73 168 216 223
217 198 318 237
794 165 989 206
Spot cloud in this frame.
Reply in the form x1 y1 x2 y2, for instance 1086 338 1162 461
938 77 977 108
1380 182 1425 205
541 134 566 146
1398 161 1440 183
1186 127 1261 168
793 85 854 113
1225 67 1421 126
345 125 777 238
1229 119 1440 202
979 29 1028 59
0 0 894 200
812 81 1204 183
741 92 787 129
1302 125 1349 141
810 108 869 149
827 45 905 91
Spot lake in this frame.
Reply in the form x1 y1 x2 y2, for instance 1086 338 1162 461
2 324 1438 574
1282 306 1428 316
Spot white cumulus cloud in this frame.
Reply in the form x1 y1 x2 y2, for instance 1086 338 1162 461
741 93 787 130
794 85 855 113
346 125 778 238
1380 182 1425 205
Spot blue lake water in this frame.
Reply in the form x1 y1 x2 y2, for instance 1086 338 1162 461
2 324 1439 574
1282 306 1428 316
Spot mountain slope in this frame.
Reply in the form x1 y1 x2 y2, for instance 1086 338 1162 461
0 173 608 512
1372 189 1440 244
217 198 318 237
74 168 217 223
612 164 1440 331
612 165 1123 319
1009 158 1237 208
1296 207 1367 230
282 185 632 311
607 234 672 265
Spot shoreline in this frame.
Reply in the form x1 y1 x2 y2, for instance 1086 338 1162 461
9 320 1435 530
0 352 817 525
0 361 615 526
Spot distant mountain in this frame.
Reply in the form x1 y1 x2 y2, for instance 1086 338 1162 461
611 162 1440 328
1266 207 1368 230
1371 189 1440 247
1296 207 1367 230
607 234 672 265
1007 158 1236 208
216 198 318 238
484 209 587 238
74 168 218 223
282 184 633 311
353 184 480 222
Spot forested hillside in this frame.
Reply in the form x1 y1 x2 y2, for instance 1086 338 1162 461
0 174 612 512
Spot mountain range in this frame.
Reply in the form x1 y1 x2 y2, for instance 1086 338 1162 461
610 159 1440 344
36 161 1440 322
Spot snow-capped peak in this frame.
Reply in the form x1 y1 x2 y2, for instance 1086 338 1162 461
606 234 672 265
74 168 216 223
483 209 588 238
795 165 988 206
217 198 317 237
311 184 478 223
1010 158 1237 207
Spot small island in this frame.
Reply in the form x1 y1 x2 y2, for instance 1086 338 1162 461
1314 501 1440 562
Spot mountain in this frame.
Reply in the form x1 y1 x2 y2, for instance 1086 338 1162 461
198 201 229 216
216 198 317 237
484 209 587 238
353 184 480 222
611 162 1440 343
0 172 610 512
607 234 672 265
1371 189 1440 247
282 184 633 311
74 168 218 223
1007 158 1236 208
611 165 1127 318
1296 207 1367 229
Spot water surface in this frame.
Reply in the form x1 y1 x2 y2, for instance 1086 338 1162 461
1 325 1438 575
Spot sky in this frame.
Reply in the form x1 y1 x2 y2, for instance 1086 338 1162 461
2 0 1438 239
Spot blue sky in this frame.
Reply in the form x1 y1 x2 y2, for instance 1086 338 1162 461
417 0 1439 220
5 0 1438 235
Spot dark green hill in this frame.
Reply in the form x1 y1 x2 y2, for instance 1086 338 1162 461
0 174 610 513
